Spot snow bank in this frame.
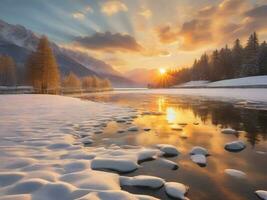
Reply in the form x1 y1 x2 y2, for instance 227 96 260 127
0 95 158 200
174 76 267 88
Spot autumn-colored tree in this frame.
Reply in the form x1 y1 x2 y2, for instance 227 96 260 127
0 55 16 86
62 72 81 89
26 36 60 94
82 76 93 89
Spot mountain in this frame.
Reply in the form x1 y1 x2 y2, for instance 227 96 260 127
0 19 135 87
125 68 158 86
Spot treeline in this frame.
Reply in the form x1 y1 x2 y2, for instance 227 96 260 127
0 36 112 93
62 72 111 91
168 32 267 85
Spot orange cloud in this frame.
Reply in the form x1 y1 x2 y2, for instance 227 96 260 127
101 1 128 16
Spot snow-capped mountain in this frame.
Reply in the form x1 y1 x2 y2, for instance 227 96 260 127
0 19 136 87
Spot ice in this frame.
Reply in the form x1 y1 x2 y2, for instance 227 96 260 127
255 190 267 200
164 182 189 200
224 141 246 152
120 175 165 188
224 169 246 179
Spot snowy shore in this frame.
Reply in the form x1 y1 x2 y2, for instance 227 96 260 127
0 95 190 200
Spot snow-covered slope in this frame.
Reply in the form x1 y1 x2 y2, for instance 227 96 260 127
174 76 267 88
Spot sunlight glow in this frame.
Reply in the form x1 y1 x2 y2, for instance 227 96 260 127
159 68 166 75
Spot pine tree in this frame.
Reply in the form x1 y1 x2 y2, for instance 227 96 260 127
210 50 221 81
232 39 244 77
242 32 260 76
259 41 267 75
82 76 93 89
0 55 16 86
26 36 60 94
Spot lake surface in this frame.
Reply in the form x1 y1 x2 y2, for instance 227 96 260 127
82 92 267 200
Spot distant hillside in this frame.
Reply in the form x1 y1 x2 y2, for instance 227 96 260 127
0 19 135 87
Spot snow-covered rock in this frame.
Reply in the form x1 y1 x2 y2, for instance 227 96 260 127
128 126 139 132
164 182 189 200
190 154 207 166
190 146 209 156
221 128 237 134
255 190 267 200
158 158 179 170
79 137 93 145
224 169 246 179
224 141 246 152
91 157 139 173
157 144 180 157
120 175 165 188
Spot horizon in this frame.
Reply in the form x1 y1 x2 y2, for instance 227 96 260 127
1 0 267 74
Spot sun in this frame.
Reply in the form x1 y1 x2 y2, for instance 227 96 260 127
159 68 166 75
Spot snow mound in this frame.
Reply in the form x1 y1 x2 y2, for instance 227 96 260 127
0 172 25 187
221 128 237 134
190 154 207 167
224 141 246 152
78 190 159 200
255 190 267 200
91 158 139 173
224 169 246 179
156 144 179 157
164 182 189 200
128 126 139 132
158 158 179 170
190 146 209 156
120 175 165 189
60 170 120 190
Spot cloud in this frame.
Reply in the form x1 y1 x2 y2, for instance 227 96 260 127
74 32 142 52
139 8 152 19
101 1 128 16
244 5 267 18
155 24 179 44
72 12 85 20
156 0 267 51
72 5 94 20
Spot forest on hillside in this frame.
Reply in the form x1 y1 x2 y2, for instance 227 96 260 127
165 32 267 87
0 36 111 94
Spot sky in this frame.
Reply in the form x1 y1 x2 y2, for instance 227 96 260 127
0 0 267 73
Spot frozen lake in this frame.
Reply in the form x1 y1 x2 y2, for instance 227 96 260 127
83 90 267 200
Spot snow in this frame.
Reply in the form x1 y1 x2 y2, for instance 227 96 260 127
158 158 178 170
128 126 139 132
156 144 180 156
174 76 267 88
175 81 210 88
120 175 165 189
190 146 209 156
190 154 207 166
0 95 159 200
221 128 237 134
224 141 246 152
164 182 189 200
255 190 267 200
224 169 246 179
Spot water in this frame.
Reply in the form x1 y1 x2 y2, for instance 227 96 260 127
82 93 267 200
